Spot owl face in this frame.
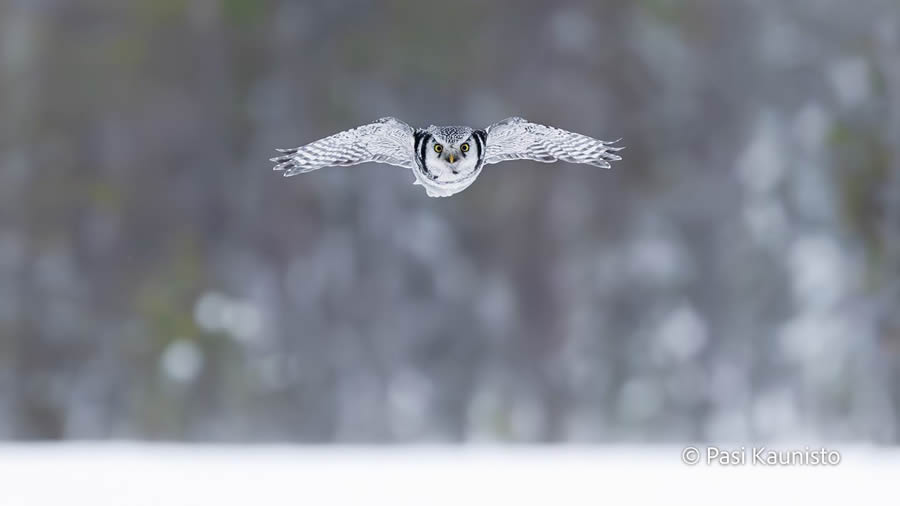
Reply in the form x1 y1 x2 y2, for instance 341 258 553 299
413 127 487 197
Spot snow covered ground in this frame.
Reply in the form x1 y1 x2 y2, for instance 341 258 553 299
1 444 897 505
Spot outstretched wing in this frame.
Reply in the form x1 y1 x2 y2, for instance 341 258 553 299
483 117 623 168
271 117 416 176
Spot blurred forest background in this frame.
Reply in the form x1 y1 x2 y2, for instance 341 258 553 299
1 0 899 444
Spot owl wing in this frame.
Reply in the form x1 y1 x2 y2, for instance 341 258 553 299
483 117 623 168
271 117 416 176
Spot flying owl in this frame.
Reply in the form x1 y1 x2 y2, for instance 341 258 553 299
270 117 622 197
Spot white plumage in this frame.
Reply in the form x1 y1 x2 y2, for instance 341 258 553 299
481 117 621 168
271 117 622 197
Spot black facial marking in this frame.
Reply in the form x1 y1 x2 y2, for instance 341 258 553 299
473 130 487 168
418 132 430 164
414 130 426 158
414 130 435 179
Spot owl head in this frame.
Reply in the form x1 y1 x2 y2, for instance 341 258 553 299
413 126 487 197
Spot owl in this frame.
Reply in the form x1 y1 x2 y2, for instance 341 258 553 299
271 117 622 197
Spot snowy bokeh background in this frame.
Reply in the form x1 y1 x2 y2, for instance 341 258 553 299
2 0 900 453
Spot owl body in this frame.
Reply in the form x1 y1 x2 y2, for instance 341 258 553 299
271 117 622 197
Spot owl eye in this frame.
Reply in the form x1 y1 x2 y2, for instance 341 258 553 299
434 144 443 153
460 143 470 152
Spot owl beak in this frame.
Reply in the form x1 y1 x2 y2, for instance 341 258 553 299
447 154 456 164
